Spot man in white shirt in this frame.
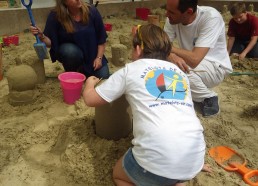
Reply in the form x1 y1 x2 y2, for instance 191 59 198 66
164 0 233 117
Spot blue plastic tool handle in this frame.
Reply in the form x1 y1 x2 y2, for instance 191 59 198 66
21 0 40 43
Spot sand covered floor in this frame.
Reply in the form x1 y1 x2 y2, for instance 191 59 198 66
0 10 258 186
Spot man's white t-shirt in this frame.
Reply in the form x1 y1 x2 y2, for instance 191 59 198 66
164 6 232 71
96 59 205 180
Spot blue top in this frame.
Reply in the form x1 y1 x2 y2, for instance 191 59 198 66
44 5 108 74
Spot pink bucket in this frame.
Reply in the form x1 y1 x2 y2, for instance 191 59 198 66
58 72 86 104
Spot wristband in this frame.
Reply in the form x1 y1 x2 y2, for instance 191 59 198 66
39 34 45 40
97 56 102 60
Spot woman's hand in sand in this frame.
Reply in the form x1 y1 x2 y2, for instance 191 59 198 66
202 164 212 173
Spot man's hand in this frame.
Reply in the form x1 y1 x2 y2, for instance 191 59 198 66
168 53 189 73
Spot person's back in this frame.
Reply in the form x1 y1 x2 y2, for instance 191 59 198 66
119 58 205 179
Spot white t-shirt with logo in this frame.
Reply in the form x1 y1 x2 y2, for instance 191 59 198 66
164 6 232 71
96 59 205 180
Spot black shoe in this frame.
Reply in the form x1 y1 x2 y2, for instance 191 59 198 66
193 101 203 115
202 96 220 117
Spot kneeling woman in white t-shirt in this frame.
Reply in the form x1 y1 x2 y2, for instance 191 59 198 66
83 24 211 186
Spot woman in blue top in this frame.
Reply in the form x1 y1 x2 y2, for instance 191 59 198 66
30 0 109 79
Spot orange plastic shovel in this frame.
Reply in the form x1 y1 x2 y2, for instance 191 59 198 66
209 146 258 186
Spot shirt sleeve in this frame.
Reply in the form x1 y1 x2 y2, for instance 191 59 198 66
195 16 224 48
95 67 127 103
250 15 258 36
227 19 236 37
90 6 107 45
163 17 176 42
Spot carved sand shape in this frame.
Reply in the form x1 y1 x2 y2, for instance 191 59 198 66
19 50 46 84
147 14 160 26
94 95 132 140
111 44 128 67
6 64 38 106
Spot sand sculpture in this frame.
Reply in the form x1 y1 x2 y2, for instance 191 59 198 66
248 4 254 12
147 14 160 26
6 64 38 106
111 43 128 67
94 94 132 140
94 42 133 140
5 51 46 106
119 34 132 50
19 51 46 84
222 4 228 14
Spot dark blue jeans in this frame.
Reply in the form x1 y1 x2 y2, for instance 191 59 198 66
57 43 109 79
230 39 258 58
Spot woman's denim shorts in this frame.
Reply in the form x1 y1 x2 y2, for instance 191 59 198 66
122 148 185 186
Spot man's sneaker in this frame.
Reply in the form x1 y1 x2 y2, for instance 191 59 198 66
193 101 203 115
202 96 220 117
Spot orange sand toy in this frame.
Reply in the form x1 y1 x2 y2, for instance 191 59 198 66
209 146 258 186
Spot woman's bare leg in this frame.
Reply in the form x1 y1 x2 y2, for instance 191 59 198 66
113 156 134 186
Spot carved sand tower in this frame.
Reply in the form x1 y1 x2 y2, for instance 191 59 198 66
94 45 132 140
19 51 46 84
248 4 254 12
6 64 38 106
111 44 128 67
147 15 160 26
94 95 132 140
222 5 228 14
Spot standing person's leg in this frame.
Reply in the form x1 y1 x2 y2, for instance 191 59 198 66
57 43 84 72
188 60 228 117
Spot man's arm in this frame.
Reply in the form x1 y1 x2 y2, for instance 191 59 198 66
171 46 209 68
83 76 108 107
